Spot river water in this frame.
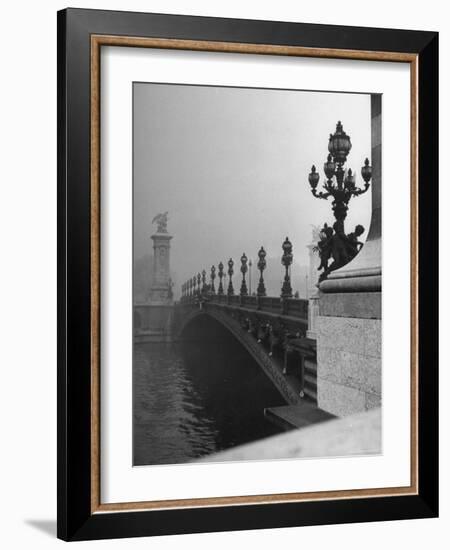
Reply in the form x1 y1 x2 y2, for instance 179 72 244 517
133 316 286 465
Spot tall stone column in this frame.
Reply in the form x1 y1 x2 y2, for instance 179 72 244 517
149 231 173 304
307 225 321 297
316 95 382 416
134 213 175 342
306 227 321 339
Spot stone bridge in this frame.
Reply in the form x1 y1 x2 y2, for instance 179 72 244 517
174 293 317 406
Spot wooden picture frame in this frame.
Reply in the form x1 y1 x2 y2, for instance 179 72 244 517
57 8 438 541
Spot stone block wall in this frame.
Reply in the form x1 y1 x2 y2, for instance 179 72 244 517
316 316 381 416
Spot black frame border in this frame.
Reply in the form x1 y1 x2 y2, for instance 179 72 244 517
57 8 438 541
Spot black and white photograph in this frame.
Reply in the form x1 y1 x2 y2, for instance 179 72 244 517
132 83 381 466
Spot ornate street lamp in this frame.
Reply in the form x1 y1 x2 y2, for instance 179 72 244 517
217 261 224 295
257 246 267 297
210 265 216 294
248 259 253 296
308 121 372 233
281 237 293 298
240 253 248 296
227 258 234 296
197 272 201 295
201 269 207 293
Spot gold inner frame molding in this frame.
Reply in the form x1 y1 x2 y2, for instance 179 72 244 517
90 34 419 514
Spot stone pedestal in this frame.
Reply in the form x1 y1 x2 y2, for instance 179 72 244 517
134 303 175 343
149 232 173 304
316 95 382 417
316 315 381 416
134 229 174 343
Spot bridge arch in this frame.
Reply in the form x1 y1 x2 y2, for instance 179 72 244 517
178 306 302 405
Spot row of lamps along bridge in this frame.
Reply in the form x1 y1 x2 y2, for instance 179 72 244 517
181 120 372 301
181 237 294 300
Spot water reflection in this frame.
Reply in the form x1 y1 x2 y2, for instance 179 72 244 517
133 317 285 465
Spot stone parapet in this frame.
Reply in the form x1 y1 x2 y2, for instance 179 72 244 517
199 408 381 462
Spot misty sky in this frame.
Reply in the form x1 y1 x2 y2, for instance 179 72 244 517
133 83 372 295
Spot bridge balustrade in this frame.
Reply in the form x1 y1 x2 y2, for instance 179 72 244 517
258 296 281 313
181 293 308 321
284 298 309 319
240 295 257 309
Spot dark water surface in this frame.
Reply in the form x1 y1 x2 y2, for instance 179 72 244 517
133 317 285 465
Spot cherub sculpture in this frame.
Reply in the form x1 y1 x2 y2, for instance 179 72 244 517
346 224 365 257
314 223 334 272
315 222 365 282
152 212 169 233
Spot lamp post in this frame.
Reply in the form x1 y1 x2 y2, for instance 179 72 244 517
218 261 224 295
308 121 372 234
308 121 372 282
281 237 293 298
240 253 248 297
257 246 267 297
210 265 216 294
227 258 234 296
248 259 253 295
201 269 207 293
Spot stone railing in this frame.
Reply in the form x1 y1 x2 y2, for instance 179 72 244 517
182 292 308 321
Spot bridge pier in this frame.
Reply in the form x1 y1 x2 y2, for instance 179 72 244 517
134 222 175 343
315 96 382 417
134 303 175 343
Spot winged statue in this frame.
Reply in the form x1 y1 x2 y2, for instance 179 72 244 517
152 212 169 233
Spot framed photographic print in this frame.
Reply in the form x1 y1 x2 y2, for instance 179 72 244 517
57 8 438 541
